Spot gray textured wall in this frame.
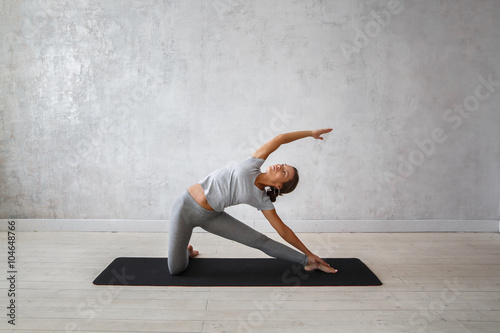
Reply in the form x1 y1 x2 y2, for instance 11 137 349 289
1 0 499 223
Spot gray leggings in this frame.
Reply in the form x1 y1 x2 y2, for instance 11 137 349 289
168 190 308 275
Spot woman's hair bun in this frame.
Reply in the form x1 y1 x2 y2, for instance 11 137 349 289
266 187 278 202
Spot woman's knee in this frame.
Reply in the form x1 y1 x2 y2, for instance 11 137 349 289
168 258 187 275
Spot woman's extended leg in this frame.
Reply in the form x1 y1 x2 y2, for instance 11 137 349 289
200 212 308 266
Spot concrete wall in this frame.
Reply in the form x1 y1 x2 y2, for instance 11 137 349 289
1 0 499 226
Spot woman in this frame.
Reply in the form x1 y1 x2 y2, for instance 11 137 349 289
168 129 338 275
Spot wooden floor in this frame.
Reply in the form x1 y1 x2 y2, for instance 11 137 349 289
0 231 499 332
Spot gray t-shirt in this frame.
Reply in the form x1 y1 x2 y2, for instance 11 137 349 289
198 157 275 212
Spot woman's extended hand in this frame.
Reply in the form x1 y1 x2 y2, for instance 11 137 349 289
311 128 333 140
306 253 338 273
307 253 330 268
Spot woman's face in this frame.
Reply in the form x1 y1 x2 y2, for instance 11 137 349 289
266 164 295 189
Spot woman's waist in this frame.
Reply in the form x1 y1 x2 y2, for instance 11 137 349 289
187 184 215 211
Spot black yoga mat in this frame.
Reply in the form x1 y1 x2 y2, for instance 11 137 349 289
93 257 381 287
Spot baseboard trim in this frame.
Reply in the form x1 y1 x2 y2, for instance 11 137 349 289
1 219 499 233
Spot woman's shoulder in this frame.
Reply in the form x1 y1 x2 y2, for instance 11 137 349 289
247 156 265 163
239 156 265 168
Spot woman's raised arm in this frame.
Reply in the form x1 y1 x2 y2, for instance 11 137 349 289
251 129 332 160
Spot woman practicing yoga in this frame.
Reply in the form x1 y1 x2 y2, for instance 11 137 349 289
168 129 338 275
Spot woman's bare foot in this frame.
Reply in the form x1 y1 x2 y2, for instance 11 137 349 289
187 245 199 258
304 262 338 274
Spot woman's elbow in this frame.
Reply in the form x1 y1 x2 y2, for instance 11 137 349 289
275 133 284 144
